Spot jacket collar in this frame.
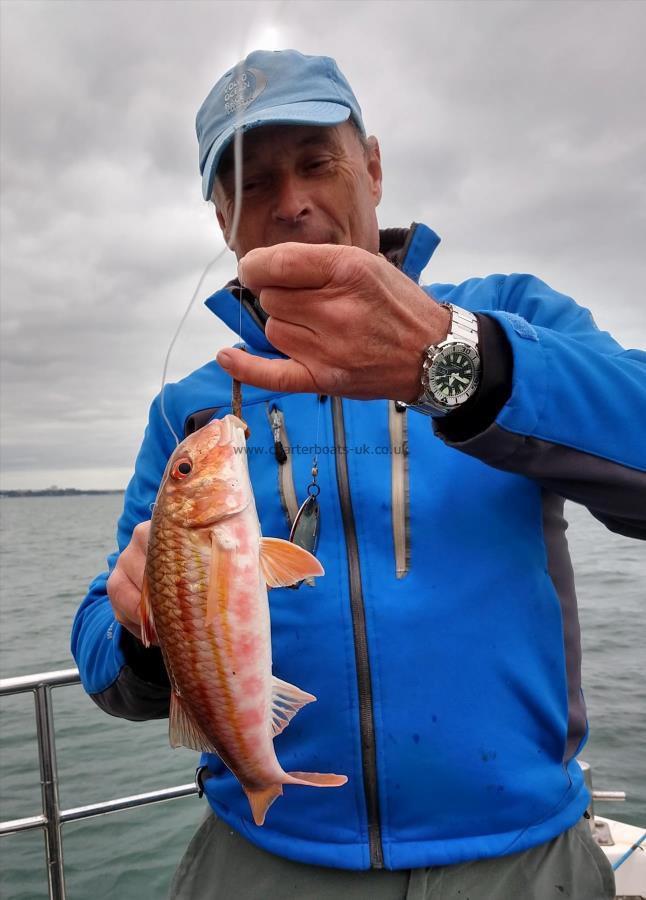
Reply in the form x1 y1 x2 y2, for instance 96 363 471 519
204 222 440 353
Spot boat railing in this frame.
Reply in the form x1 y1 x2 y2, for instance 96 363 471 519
3 669 642 899
0 667 198 900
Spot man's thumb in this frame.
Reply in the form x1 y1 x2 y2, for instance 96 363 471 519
216 348 314 394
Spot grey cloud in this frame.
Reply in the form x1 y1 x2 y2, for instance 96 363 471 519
1 0 645 489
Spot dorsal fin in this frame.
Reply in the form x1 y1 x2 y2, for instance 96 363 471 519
270 675 316 738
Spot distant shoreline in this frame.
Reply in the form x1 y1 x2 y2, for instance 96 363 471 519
0 489 125 497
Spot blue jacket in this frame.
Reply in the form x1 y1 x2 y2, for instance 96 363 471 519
72 224 646 870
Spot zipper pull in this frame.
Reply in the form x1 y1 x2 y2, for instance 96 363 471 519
270 407 288 464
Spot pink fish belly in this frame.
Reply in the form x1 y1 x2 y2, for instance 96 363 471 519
173 505 283 787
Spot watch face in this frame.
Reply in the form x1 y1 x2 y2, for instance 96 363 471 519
425 343 480 407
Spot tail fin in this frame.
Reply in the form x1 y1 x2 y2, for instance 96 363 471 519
243 772 348 826
287 771 348 788
243 783 284 827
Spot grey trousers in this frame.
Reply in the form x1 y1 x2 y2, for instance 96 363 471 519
169 811 616 900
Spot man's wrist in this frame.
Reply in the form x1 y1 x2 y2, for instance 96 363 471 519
119 625 170 688
407 304 481 415
398 297 451 405
434 313 513 441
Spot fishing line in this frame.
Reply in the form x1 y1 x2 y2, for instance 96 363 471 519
158 4 291 443
159 64 247 446
612 830 646 871
315 392 323 447
288 395 325 568
311 392 323 484
159 246 230 445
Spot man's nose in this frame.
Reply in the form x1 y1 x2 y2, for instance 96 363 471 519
272 175 310 223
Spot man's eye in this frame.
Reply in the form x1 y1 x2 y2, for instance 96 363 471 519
240 175 268 194
305 158 331 172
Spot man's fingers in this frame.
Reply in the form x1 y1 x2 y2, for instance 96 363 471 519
239 243 342 292
257 288 320 326
113 606 144 641
108 577 148 642
107 569 142 622
216 347 317 394
104 519 152 644
131 520 151 552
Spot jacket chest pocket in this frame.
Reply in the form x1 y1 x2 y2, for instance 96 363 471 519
265 399 410 582
388 400 410 579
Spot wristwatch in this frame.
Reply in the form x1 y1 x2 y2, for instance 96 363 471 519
407 304 481 417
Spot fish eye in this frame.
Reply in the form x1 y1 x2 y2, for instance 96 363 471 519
171 458 193 480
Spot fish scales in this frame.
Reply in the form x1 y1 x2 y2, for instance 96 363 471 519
140 414 347 824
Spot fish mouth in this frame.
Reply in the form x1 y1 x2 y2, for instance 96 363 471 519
224 414 249 439
216 414 249 451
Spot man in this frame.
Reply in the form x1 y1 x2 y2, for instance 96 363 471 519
72 50 644 898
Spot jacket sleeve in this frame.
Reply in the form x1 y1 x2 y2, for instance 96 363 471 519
434 274 646 539
71 392 179 721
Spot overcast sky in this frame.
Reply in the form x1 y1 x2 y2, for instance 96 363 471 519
1 0 645 489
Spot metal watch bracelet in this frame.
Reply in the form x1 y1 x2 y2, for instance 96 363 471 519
406 303 481 417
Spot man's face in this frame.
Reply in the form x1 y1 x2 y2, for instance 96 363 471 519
212 121 383 258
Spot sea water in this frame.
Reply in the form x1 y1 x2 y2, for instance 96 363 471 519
0 495 644 899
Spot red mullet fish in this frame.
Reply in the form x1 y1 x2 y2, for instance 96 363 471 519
140 414 347 825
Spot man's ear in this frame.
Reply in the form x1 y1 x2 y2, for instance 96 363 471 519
366 136 383 206
215 204 236 250
215 205 227 236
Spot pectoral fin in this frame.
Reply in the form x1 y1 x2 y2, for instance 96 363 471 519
206 534 232 627
259 537 324 588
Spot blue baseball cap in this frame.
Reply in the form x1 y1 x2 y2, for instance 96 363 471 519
196 49 366 201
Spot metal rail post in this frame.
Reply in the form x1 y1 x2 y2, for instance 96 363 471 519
34 683 66 900
1 668 198 900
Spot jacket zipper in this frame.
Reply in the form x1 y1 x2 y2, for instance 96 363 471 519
388 401 410 578
331 396 383 868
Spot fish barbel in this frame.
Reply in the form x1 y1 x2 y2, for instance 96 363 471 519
140 414 347 825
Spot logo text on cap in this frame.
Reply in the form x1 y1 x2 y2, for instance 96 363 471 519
224 68 267 115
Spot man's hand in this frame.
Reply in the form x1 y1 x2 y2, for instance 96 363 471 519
216 243 450 401
107 521 153 644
